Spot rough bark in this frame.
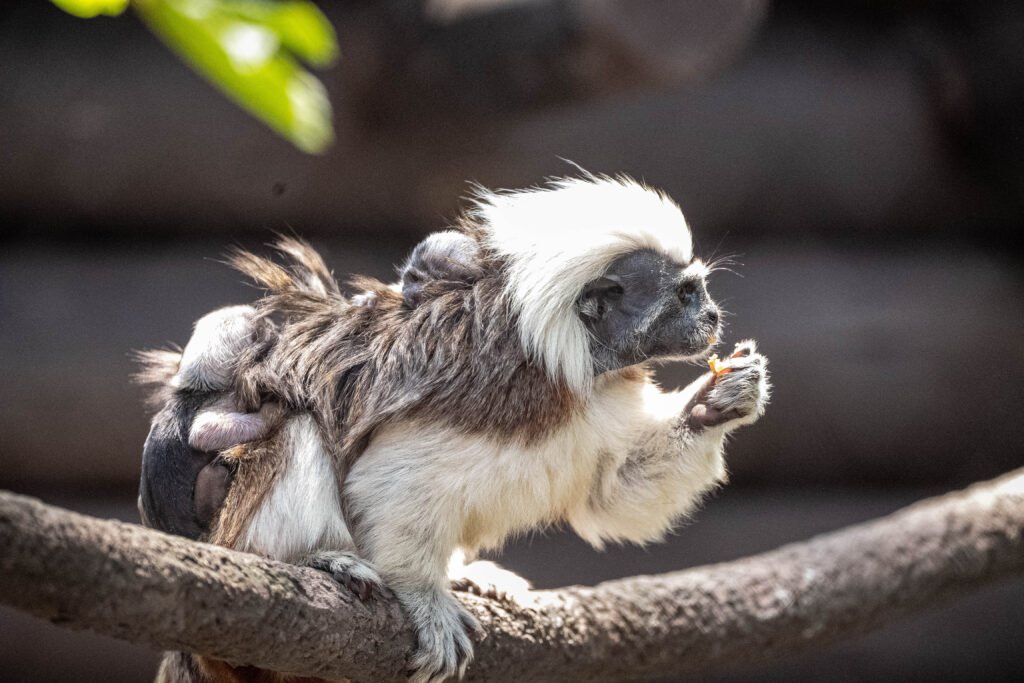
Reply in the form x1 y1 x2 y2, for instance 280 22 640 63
1 469 1022 682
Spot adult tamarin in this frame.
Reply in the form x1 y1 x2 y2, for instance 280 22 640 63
143 175 770 683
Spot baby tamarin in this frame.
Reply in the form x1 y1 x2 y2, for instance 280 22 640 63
136 305 283 538
144 175 770 683
138 233 484 540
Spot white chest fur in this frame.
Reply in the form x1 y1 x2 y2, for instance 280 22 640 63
239 373 723 566
344 375 657 554
236 414 353 561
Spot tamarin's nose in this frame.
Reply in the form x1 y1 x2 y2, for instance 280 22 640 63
706 308 720 326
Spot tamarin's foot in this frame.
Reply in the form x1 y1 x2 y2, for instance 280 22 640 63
304 550 393 602
449 559 531 603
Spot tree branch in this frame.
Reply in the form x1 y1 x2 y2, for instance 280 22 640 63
1 469 1022 682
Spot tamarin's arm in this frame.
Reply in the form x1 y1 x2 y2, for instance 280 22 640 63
570 342 769 547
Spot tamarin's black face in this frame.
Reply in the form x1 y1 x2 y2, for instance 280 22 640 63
578 248 720 374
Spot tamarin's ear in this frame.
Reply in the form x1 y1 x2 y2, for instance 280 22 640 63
577 277 624 321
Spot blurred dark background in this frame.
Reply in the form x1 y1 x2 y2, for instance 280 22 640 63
1 1 1022 681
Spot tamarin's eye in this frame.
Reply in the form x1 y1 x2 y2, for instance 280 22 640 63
678 280 698 303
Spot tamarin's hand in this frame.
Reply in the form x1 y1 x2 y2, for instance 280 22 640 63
687 340 770 431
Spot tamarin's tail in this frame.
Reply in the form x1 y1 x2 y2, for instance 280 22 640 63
155 652 205 683
156 652 303 683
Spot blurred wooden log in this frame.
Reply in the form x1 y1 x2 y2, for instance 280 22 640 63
3 0 1004 241
1 469 1022 681
339 0 769 126
2 242 1021 489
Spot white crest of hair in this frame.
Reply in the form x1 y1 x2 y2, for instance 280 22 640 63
472 174 694 395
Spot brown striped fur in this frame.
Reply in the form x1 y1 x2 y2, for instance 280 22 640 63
206 435 288 549
228 236 582 479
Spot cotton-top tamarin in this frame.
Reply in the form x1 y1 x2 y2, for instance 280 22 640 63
143 175 770 683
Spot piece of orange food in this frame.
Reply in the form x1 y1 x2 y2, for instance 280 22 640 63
708 354 732 376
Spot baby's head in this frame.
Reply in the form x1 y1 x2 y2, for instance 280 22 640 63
175 305 261 392
399 230 483 307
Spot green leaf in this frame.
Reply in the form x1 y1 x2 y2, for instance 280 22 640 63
135 0 337 154
50 0 129 18
219 1 339 67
